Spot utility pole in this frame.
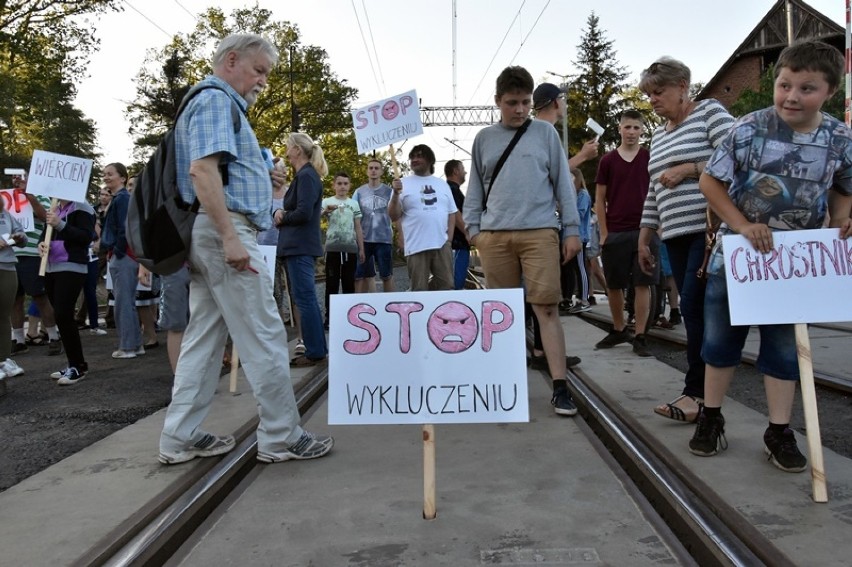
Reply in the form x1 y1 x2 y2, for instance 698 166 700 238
547 71 570 159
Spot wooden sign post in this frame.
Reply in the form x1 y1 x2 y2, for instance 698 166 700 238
794 324 827 502
38 198 58 276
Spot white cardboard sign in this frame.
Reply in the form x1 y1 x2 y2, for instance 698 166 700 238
0 189 35 232
26 150 92 203
351 89 423 154
328 288 529 425
722 228 852 325
257 244 277 283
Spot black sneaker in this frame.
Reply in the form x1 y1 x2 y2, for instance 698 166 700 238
595 328 631 349
668 309 682 325
56 367 86 386
11 342 27 355
551 388 578 416
764 427 807 473
528 354 582 373
689 412 728 456
632 334 653 357
47 339 63 356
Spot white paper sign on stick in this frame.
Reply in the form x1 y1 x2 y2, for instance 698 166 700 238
0 189 35 232
26 150 92 203
257 244 277 283
586 117 605 141
328 288 529 425
351 89 423 154
722 228 852 325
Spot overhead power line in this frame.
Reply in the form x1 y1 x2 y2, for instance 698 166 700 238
361 0 387 95
350 0 383 95
123 0 173 39
466 0 527 105
172 0 198 21
508 0 552 64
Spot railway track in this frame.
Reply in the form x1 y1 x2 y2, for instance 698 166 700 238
579 310 852 395
76 356 803 565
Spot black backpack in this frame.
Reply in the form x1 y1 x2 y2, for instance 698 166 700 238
126 84 241 275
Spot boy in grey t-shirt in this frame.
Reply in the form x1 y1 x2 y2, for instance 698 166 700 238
464 65 581 417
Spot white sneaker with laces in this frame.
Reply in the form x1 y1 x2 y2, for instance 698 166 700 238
89 327 107 336
2 358 24 377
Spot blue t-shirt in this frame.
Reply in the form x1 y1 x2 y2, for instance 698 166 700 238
704 107 852 274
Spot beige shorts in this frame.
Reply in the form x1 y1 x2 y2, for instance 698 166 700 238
476 229 561 305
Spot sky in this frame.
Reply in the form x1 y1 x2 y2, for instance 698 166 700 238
73 0 847 169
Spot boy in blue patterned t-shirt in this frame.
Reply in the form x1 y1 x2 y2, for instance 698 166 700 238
695 40 852 473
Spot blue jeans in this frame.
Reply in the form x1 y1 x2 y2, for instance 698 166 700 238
285 255 327 359
702 273 799 380
452 248 470 290
109 254 141 351
82 259 100 328
663 233 706 399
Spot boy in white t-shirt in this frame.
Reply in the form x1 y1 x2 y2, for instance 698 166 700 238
321 172 365 326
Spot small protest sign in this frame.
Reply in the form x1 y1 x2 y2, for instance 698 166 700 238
722 228 852 325
351 90 423 155
0 189 35 232
586 117 605 141
26 150 93 203
328 288 529 425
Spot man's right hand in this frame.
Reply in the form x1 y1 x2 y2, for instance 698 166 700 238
223 236 250 271
391 178 402 194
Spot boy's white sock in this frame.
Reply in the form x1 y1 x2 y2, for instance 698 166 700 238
12 328 25 343
46 325 60 341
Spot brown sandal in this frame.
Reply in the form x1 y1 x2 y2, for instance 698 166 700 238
654 395 703 423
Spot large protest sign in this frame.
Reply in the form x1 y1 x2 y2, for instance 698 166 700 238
0 189 34 232
722 228 852 325
328 288 529 425
351 90 423 155
26 150 93 203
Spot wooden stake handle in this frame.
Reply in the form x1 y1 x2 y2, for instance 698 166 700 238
422 424 436 519
795 323 828 502
229 344 240 393
38 198 58 276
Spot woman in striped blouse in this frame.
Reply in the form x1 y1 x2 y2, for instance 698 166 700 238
637 57 735 424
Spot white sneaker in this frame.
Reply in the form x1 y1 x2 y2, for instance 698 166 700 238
2 358 24 377
294 339 306 356
135 346 146 356
88 327 107 336
112 350 137 359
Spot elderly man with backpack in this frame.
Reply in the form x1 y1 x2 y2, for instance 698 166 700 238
155 34 334 465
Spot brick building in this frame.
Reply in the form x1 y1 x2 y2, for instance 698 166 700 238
697 0 843 108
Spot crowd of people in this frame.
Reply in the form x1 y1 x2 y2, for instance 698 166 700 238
2 34 851 478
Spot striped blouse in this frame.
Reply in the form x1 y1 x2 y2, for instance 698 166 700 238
640 99 735 240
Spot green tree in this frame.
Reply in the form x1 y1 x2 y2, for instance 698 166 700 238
563 12 630 183
126 5 364 199
0 0 113 184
